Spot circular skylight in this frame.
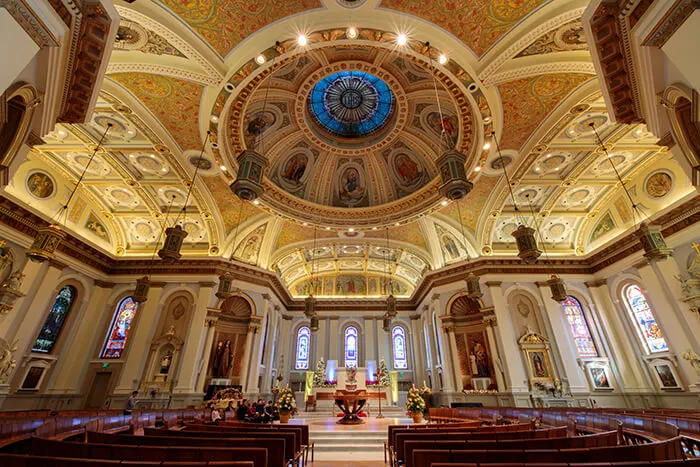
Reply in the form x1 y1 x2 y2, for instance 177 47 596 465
307 71 395 138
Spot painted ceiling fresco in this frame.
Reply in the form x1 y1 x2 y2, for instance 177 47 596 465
11 0 695 299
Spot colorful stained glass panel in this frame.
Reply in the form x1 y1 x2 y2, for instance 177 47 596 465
562 296 598 357
32 286 76 353
295 326 310 370
101 297 138 359
345 326 358 367
392 326 408 369
624 285 668 353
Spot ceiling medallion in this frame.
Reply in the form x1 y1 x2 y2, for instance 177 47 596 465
308 71 395 139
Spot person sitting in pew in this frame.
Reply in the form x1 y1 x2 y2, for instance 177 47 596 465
237 399 249 421
211 404 222 423
246 401 261 422
263 401 274 423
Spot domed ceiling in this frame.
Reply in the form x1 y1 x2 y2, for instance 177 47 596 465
224 44 478 226
6 0 697 299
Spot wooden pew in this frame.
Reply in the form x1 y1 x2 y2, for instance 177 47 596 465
0 453 254 467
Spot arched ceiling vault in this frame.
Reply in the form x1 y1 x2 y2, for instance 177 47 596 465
11 0 694 299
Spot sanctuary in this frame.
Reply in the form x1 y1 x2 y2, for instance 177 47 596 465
0 0 699 419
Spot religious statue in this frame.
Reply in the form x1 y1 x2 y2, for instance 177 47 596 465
473 342 490 377
212 341 224 377
1 271 24 291
219 340 232 378
0 338 17 385
159 351 172 374
469 354 478 376
683 349 700 376
678 242 700 315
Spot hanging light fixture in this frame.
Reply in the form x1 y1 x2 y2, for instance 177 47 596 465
524 193 567 303
589 123 672 260
26 124 112 262
426 42 473 201
454 196 482 298
158 132 211 262
216 272 234 300
230 43 279 201
492 131 542 263
305 218 320 331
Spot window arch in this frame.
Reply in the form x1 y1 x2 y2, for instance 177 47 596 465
295 326 311 370
344 326 358 367
101 297 139 359
392 325 408 369
622 284 668 353
562 296 598 357
32 285 77 353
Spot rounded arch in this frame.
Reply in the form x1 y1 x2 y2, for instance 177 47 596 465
561 294 599 358
220 292 256 317
617 280 669 355
339 319 363 368
99 294 140 360
663 84 700 176
157 289 196 339
446 291 482 316
30 282 80 355
0 82 40 173
293 323 312 371
390 321 411 370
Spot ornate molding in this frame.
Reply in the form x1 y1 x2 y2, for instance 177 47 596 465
483 62 595 86
0 0 59 47
106 63 219 86
643 0 700 48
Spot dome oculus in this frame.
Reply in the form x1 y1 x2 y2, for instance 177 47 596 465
308 71 395 138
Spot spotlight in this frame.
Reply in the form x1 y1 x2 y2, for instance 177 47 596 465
396 33 407 46
210 115 219 123
220 165 227 171
347 27 358 39
255 54 266 65
483 142 491 150
483 116 492 124
325 227 331 230
441 200 448 206
348 228 354 232
297 34 308 46
474 166 481 172
372 227 378 230
438 54 447 65
253 199 260 205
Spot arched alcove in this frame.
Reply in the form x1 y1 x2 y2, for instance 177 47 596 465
0 82 39 185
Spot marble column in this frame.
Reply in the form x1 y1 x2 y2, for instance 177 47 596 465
9 260 66 375
586 280 650 391
47 280 115 393
486 282 529 392
174 282 215 394
246 295 270 393
195 317 218 393
636 259 698 388
483 316 506 391
315 313 328 363
114 283 165 394
536 282 588 392
444 325 462 392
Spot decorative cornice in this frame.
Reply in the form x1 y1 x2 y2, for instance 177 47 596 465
199 281 216 288
48 259 69 271
484 62 595 86
485 281 502 287
106 63 219 86
584 279 608 288
643 0 700 48
0 0 59 47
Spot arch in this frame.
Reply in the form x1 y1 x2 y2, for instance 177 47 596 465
0 82 40 180
220 293 254 317
620 282 668 354
344 325 360 368
391 324 409 370
561 295 598 357
663 84 700 183
31 285 77 354
294 325 311 370
100 296 139 359
447 292 481 316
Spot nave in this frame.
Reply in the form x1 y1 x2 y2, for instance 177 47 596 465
1 406 700 466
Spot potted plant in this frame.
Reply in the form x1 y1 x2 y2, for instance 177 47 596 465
405 386 426 423
277 387 297 423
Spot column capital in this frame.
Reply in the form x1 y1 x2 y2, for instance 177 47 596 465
485 281 502 287
422 304 429 312
94 279 115 289
282 314 293 320
262 293 271 300
274 305 280 312
483 316 497 327
198 281 216 288
205 317 218 327
431 293 440 301
584 279 608 288
409 314 421 320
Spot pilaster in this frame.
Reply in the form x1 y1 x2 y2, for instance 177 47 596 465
363 316 376 363
246 295 270 393
195 317 218 393
0 257 44 339
483 316 506 391
444 325 462 392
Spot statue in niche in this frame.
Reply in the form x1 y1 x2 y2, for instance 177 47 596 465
469 354 478 375
159 351 173 374
212 341 224 377
473 342 490 377
219 340 232 378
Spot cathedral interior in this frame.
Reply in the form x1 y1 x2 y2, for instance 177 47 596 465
0 0 700 416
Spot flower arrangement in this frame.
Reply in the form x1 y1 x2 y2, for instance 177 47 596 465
419 385 431 396
405 386 426 414
322 379 337 387
346 366 358 383
366 379 378 387
277 387 297 415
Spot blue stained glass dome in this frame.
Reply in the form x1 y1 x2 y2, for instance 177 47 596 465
308 71 395 138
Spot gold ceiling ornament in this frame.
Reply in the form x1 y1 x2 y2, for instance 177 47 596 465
589 123 670 261
492 130 542 264
26 124 112 263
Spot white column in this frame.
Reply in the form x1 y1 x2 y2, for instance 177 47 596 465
48 280 114 393
328 317 340 362
536 282 588 392
276 316 292 386
364 316 376 364
114 283 165 394
174 282 215 394
195 317 218 393
240 324 256 393
246 295 270 393
410 314 427 384
316 313 328 363
636 260 698 389
8 260 66 376
486 282 529 392
444 326 462 392
586 280 650 391
483 316 506 392
0 258 45 339
261 306 280 392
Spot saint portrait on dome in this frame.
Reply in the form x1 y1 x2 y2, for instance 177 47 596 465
395 153 423 185
338 167 366 205
281 153 308 184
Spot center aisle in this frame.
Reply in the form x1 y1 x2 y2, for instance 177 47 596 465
291 414 413 462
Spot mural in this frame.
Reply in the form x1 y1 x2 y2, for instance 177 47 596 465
590 212 616 242
645 172 673 198
334 164 368 207
336 275 367 295
291 274 410 297
26 172 54 199
244 111 275 148
281 153 308 184
427 112 458 147
436 224 465 263
516 21 587 58
466 331 492 378
85 212 110 240
234 223 267 265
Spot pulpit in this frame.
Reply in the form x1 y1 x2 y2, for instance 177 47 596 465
333 389 368 424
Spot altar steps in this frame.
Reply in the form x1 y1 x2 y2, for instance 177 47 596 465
310 430 386 460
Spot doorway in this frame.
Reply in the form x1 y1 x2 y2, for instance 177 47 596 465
85 372 111 409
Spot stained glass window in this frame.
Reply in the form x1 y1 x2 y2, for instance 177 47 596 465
392 326 408 369
623 284 668 353
562 296 598 357
32 286 76 353
101 297 139 359
295 326 311 370
344 326 358 367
